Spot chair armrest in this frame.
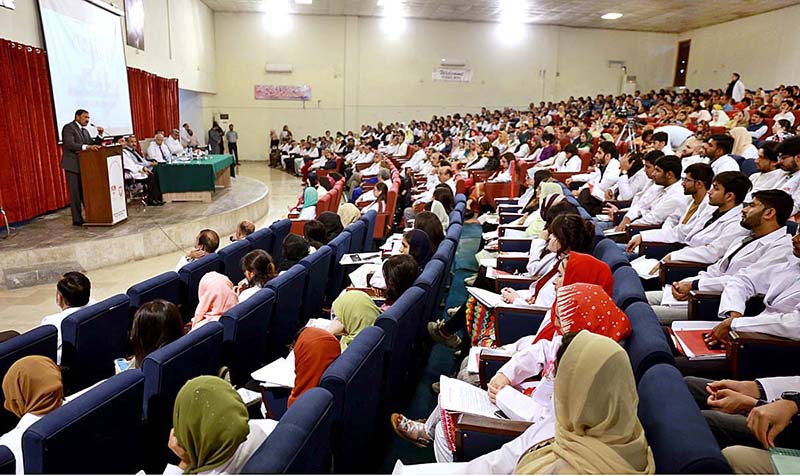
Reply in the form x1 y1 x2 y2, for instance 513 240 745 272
688 290 722 320
498 237 533 252
498 225 527 237
494 305 548 346
496 257 529 274
659 260 708 287
729 331 800 379
499 213 525 224
640 241 685 260
606 200 632 209
478 354 512 389
626 223 661 237
454 413 533 462
495 275 536 291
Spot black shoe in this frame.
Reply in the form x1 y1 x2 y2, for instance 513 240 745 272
72 221 84 226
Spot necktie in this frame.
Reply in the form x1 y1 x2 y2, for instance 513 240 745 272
81 127 91 143
719 235 758 272
703 210 724 229
160 146 167 160
681 199 701 224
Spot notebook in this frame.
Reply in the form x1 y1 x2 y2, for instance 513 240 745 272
671 321 726 360
630 256 660 280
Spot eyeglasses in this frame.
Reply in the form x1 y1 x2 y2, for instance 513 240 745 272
779 154 798 160
681 177 698 184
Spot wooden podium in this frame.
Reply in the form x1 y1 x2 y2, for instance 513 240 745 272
79 145 128 226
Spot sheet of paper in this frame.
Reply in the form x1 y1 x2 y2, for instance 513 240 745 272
236 387 262 406
466 347 482 374
439 376 499 418
467 286 503 309
671 320 720 331
305 318 333 331
603 229 626 236
339 253 383 265
482 230 499 241
660 284 689 307
479 258 497 269
348 262 383 288
496 386 539 422
252 352 296 388
595 214 611 222
630 256 660 280
504 228 528 239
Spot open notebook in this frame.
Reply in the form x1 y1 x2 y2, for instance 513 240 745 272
251 351 296 388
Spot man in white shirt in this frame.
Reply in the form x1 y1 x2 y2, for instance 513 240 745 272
165 129 184 155
709 228 800 345
651 131 674 156
180 123 191 147
625 155 687 227
655 124 695 151
566 141 621 215
704 134 740 174
746 111 769 141
122 135 163 205
773 100 796 127
747 142 786 201
40 272 96 364
776 137 800 215
175 229 220 272
629 171 753 264
147 133 172 163
727 72 746 103
607 150 665 232
648 190 795 324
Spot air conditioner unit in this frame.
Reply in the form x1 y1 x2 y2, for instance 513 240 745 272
440 58 467 67
265 63 293 73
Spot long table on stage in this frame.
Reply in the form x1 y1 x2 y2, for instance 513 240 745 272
156 154 236 203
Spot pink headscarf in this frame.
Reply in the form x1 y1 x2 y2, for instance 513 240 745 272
192 272 238 328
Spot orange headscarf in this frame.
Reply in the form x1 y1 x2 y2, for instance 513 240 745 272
288 328 341 407
192 271 238 327
555 283 631 342
2 355 63 418
534 251 614 344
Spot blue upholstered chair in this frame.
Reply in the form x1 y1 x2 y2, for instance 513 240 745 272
61 294 131 393
242 387 335 474
0 446 14 474
445 223 462 245
612 265 647 311
299 246 333 321
126 271 182 320
344 220 367 254
22 370 145 474
637 364 732 473
593 238 631 272
360 210 377 251
218 239 253 285
177 253 223 322
269 219 292 266
624 302 675 382
141 322 224 472
220 288 276 386
449 210 463 227
324 232 351 307
265 266 307 362
320 327 386 473
245 227 274 253
0 326 58 433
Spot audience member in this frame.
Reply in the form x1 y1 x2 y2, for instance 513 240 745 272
230 220 255 242
329 290 381 350
288 328 341 407
191 272 238 330
121 300 184 370
175 229 220 272
41 272 95 364
279 234 310 271
235 250 277 302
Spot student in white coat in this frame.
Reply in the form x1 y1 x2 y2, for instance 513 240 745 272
629 171 752 265
707 229 800 347
608 150 664 232
40 272 96 364
566 141 621 215
746 141 788 201
775 137 800 215
704 134 740 174
625 155 688 228
0 356 64 475
647 190 796 324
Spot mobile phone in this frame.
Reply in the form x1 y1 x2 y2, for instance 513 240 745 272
350 254 362 262
114 358 129 372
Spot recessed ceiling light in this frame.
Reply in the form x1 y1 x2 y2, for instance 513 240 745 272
601 12 623 20
295 0 312 4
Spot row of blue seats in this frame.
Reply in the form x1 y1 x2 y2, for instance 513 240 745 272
0 197 466 473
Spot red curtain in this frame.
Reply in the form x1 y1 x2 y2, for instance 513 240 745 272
0 39 68 223
127 67 179 139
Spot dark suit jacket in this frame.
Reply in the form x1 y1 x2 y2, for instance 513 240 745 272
61 122 102 174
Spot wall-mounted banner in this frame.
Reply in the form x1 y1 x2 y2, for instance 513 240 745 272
432 68 473 83
254 84 312 101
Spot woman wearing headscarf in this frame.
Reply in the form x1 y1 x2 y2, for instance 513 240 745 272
514 331 655 474
402 229 434 272
329 290 382 350
297 186 318 221
278 234 310 272
337 203 361 227
317 212 343 243
166 376 271 474
0 356 64 474
289 328 341 407
520 182 565 235
392 286 633 468
729 126 759 160
413 212 445 249
191 272 238 331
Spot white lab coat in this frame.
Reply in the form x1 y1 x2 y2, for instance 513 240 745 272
732 80 746 102
747 169 788 202
710 155 741 174
655 125 695 150
0 413 43 474
615 168 649 201
719 258 800 340
688 227 794 293
776 171 800 215
631 180 688 226
165 137 184 155
625 180 661 219
122 148 150 180
572 158 620 200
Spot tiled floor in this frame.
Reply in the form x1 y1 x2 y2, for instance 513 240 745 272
0 163 303 333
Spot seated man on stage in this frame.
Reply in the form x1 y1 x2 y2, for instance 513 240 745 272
165 128 184 155
147 133 172 163
121 135 164 206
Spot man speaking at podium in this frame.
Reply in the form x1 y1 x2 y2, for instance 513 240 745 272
61 109 104 226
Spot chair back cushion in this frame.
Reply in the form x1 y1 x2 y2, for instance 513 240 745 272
265 266 307 361
220 288 276 386
218 240 253 285
178 253 223 322
299 246 333 321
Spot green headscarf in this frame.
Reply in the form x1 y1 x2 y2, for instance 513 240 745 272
332 290 381 350
173 376 250 474
525 182 565 236
302 187 318 209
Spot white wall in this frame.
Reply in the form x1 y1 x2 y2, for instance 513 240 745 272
679 5 800 91
211 14 677 161
0 0 216 93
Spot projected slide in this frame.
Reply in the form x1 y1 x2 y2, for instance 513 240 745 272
39 0 133 140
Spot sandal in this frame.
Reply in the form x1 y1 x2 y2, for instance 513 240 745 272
391 413 432 448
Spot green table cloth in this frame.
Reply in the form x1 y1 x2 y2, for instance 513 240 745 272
157 154 235 193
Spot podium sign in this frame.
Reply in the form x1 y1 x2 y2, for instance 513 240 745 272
79 145 128 226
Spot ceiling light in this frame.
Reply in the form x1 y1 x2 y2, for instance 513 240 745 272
295 0 312 4
601 12 623 20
